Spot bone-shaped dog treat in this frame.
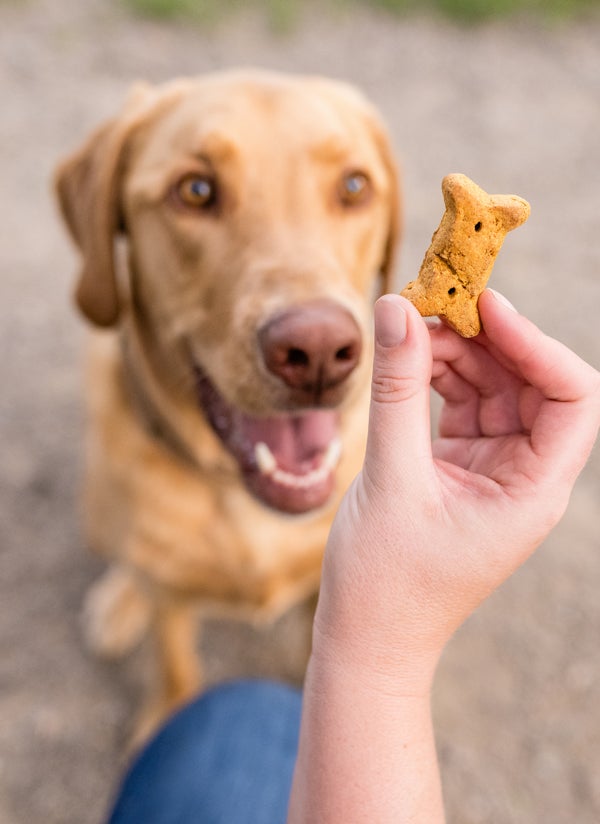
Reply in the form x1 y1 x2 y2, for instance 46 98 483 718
401 173 530 337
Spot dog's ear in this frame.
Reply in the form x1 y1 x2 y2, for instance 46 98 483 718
55 118 125 326
53 83 165 327
368 116 402 297
306 78 402 297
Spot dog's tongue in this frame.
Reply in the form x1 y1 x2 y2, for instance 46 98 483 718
238 409 339 472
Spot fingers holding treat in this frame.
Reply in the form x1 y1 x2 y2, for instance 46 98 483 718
430 332 525 439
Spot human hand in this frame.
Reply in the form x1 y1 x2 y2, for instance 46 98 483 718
313 290 600 689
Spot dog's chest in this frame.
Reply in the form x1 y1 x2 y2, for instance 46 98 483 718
126 477 334 612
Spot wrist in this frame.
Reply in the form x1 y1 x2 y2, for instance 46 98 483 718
309 617 441 699
290 640 446 823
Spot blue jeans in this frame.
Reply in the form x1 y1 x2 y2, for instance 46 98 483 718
106 680 302 824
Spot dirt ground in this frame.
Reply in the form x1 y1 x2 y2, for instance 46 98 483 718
1 0 599 821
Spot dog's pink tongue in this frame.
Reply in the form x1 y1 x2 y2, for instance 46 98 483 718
241 410 339 472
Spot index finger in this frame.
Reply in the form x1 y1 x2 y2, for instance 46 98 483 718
478 289 600 481
478 290 598 402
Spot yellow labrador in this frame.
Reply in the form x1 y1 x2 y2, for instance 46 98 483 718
55 69 401 739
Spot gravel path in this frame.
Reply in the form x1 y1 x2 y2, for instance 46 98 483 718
1 1 599 821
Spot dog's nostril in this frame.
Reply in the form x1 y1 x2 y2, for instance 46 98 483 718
287 348 309 366
335 345 354 361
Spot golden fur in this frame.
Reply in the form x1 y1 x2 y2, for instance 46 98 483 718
55 69 401 741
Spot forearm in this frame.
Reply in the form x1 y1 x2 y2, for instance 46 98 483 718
287 649 445 823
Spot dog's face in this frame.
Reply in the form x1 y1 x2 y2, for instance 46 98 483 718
56 70 401 515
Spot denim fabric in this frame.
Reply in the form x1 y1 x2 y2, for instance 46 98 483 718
106 680 302 824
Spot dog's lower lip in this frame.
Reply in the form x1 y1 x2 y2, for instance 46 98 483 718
245 463 336 515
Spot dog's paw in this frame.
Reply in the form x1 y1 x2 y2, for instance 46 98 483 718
82 566 152 658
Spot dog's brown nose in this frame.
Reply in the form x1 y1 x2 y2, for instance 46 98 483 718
259 301 362 401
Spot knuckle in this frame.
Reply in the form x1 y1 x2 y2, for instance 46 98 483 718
371 368 422 403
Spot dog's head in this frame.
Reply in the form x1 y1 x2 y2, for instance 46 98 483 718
55 70 401 514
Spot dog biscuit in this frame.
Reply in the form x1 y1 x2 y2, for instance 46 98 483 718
401 173 530 337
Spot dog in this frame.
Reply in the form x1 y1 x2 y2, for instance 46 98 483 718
54 68 401 740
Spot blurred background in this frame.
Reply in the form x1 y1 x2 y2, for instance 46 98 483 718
1 0 599 821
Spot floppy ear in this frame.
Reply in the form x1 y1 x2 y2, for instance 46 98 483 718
370 118 402 296
296 77 402 297
53 83 163 327
54 118 126 326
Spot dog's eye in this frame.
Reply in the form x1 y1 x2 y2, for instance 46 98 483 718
176 174 217 209
339 171 371 206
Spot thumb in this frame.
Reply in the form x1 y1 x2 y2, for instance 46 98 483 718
363 295 434 492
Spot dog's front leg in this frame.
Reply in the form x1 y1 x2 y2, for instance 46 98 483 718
131 595 202 749
155 595 203 703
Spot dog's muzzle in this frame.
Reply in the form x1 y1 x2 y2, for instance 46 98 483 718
195 300 362 514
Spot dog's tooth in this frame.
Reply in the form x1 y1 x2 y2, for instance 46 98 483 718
324 438 342 470
274 468 301 488
255 442 276 475
272 465 329 490
272 468 290 486
266 440 341 489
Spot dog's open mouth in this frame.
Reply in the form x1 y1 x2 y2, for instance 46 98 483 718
195 368 342 514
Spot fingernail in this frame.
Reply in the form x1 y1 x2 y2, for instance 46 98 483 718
375 295 407 347
488 289 517 312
